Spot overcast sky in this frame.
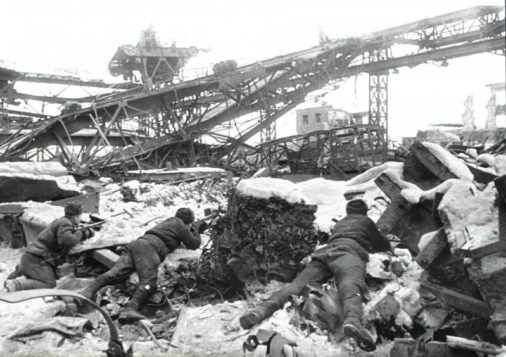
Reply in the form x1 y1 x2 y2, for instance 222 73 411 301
1 0 505 141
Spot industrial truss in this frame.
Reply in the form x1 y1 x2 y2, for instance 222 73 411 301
0 5 504 174
224 124 387 176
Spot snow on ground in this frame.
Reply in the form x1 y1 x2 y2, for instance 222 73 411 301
422 142 474 182
172 281 392 357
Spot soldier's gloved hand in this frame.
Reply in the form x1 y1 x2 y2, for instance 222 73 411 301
82 228 95 240
191 220 208 234
197 221 208 234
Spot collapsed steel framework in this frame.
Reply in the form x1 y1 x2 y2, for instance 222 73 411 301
235 124 387 177
0 6 504 174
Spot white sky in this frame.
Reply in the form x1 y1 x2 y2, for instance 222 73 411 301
1 0 505 142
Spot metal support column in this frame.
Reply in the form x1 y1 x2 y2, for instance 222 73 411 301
259 110 276 143
369 71 389 144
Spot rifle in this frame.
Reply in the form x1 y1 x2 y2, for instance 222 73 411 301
192 211 222 233
79 220 106 230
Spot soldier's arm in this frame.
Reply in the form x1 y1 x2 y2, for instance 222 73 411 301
178 222 201 250
56 221 84 250
367 219 391 252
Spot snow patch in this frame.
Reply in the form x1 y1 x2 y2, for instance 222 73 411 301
236 178 309 204
20 202 64 227
346 162 404 186
0 161 68 176
477 153 496 167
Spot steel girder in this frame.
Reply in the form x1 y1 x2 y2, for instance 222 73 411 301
0 5 504 171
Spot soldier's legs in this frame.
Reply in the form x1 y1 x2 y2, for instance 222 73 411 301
119 239 160 323
5 253 56 291
239 259 332 329
327 251 375 352
80 251 134 300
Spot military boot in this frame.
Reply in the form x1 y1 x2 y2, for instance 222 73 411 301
4 279 17 292
4 277 52 291
118 287 150 324
343 319 376 352
79 276 110 300
239 300 282 329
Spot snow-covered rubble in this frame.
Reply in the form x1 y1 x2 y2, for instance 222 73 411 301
422 141 474 182
365 249 424 329
438 180 498 251
71 179 228 253
236 163 401 233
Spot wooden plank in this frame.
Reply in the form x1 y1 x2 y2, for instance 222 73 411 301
409 141 457 182
390 339 416 357
374 172 402 200
90 249 119 268
376 195 412 234
416 229 448 270
421 282 492 318
460 240 505 259
446 335 502 355
402 154 441 190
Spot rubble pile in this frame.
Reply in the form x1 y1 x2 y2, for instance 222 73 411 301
365 141 506 355
197 178 322 288
1 139 506 356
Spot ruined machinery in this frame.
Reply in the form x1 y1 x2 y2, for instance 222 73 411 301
0 6 504 177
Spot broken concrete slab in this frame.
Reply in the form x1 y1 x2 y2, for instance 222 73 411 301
89 249 119 268
0 161 68 177
410 141 474 182
0 174 80 203
416 229 448 270
438 180 498 251
402 154 442 190
374 173 441 255
410 142 458 182
376 195 439 255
